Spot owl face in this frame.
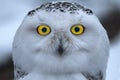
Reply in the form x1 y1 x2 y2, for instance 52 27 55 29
13 2 109 76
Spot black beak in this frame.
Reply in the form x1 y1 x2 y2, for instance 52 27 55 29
57 44 64 56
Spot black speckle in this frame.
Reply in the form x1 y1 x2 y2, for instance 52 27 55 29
83 9 93 15
14 65 28 80
70 11 77 14
27 10 36 16
82 71 103 80
60 9 65 12
62 2 71 8
54 2 62 9
27 2 93 16
36 2 93 15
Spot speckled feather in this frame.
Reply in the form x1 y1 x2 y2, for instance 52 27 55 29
14 65 28 80
82 71 103 80
28 2 93 16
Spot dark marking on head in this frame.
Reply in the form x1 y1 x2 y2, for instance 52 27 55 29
27 10 36 16
82 71 103 80
27 2 93 16
14 65 28 80
84 9 93 15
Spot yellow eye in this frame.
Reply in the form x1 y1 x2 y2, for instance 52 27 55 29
37 24 51 36
71 24 85 35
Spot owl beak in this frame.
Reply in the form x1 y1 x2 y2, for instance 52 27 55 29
57 44 64 56
57 38 64 56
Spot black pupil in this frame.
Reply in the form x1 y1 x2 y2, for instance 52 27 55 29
74 27 80 32
42 28 47 32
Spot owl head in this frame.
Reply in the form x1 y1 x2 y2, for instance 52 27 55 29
13 1 109 78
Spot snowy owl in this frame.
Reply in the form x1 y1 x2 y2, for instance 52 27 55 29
12 1 109 80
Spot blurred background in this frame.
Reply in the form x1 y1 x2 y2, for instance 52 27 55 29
0 0 120 80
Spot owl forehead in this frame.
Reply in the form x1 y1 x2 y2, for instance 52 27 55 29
38 11 81 21
27 2 93 16
35 12 84 29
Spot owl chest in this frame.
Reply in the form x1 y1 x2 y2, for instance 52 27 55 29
35 73 88 80
19 73 88 80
